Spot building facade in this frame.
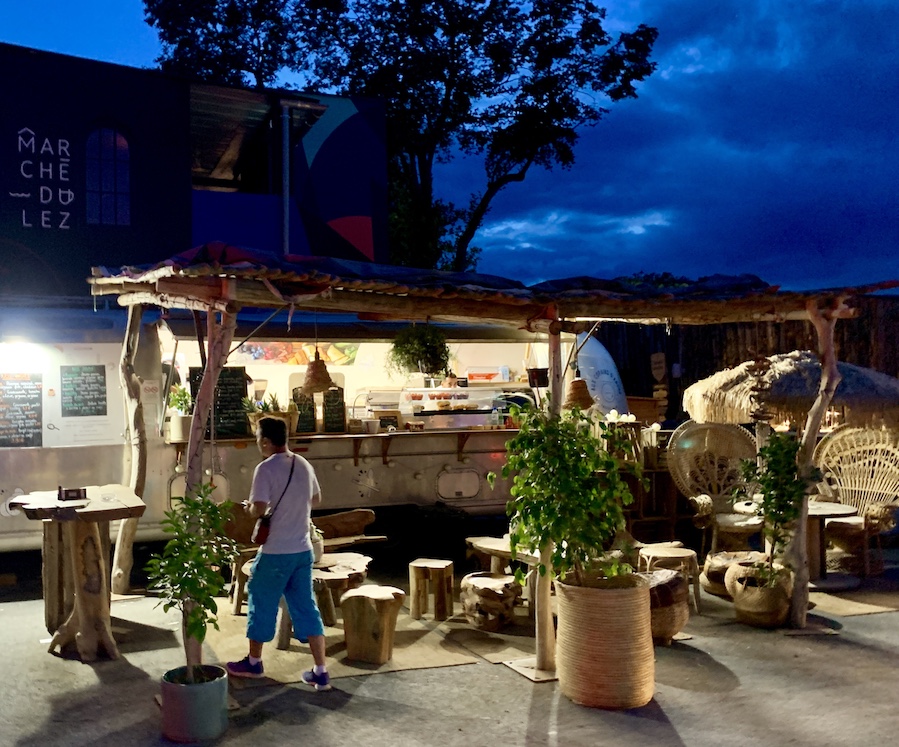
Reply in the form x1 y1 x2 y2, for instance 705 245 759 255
0 42 388 300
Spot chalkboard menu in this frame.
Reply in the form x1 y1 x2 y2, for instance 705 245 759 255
0 373 42 447
322 386 346 433
189 366 250 439
292 389 316 433
60 365 108 417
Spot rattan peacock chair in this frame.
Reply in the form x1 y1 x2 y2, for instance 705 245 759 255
667 420 762 559
813 425 899 576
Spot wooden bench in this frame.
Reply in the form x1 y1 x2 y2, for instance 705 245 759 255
314 508 388 551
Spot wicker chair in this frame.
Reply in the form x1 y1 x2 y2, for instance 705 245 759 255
813 426 899 577
667 420 762 558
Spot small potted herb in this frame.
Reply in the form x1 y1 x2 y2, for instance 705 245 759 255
167 385 192 442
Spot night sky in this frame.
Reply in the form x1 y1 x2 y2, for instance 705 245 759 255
3 1 896 290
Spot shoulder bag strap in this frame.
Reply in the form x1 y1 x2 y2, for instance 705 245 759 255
266 454 296 518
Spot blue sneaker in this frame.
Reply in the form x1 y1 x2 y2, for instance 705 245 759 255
226 656 264 679
302 669 332 691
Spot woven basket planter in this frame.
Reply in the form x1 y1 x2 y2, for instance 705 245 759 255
701 551 767 599
724 562 792 628
555 575 654 709
247 410 298 435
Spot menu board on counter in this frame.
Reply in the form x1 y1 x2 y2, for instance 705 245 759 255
60 365 108 417
189 366 250 439
322 387 346 433
292 390 316 434
0 373 42 447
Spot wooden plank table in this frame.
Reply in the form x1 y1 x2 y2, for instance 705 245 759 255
10 485 145 661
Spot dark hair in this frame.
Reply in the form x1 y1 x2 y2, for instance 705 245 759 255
258 416 288 447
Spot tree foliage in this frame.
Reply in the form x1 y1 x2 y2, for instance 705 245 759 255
488 404 644 586
740 432 819 587
145 482 238 682
143 0 657 270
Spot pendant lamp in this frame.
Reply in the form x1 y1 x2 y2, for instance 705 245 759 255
563 377 595 411
302 314 336 394
302 349 335 394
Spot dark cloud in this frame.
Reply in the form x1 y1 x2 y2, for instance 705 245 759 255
460 1 899 289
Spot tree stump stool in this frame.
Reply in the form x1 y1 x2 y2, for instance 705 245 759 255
460 572 522 631
340 585 406 664
701 551 767 599
408 558 454 621
641 569 690 646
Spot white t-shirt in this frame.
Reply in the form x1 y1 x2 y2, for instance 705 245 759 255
249 450 320 555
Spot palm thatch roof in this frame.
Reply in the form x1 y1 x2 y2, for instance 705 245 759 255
89 242 899 330
683 350 899 427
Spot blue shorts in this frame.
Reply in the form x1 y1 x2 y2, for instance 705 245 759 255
246 550 325 644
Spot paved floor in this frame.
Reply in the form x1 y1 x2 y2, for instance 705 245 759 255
2 547 899 746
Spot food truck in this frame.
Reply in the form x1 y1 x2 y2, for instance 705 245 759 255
0 305 567 552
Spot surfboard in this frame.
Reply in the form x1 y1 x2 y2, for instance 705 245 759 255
575 334 628 415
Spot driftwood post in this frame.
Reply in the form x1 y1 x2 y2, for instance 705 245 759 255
788 297 849 628
111 303 147 594
185 307 238 493
532 321 564 673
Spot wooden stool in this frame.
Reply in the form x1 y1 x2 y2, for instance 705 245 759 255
638 546 702 614
460 572 521 631
408 558 454 621
230 547 258 615
340 585 406 664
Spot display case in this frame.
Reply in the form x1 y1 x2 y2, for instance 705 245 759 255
353 383 534 429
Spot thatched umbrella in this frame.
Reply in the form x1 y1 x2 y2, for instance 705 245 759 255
683 350 899 427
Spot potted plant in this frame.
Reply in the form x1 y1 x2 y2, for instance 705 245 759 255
488 403 655 709
145 482 239 742
387 323 451 379
167 384 192 442
725 432 815 628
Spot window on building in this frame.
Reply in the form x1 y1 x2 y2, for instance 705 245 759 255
85 128 130 225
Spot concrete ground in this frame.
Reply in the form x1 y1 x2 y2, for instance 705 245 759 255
2 546 899 746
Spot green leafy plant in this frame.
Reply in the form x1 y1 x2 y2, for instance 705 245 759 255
740 432 819 587
242 393 288 413
387 324 451 377
487 403 645 587
145 482 238 684
167 384 192 415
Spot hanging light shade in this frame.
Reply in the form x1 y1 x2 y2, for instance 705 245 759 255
563 378 595 411
302 350 335 394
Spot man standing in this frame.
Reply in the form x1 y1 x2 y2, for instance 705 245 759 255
226 416 331 690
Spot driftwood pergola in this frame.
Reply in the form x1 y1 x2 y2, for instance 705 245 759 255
89 243 899 672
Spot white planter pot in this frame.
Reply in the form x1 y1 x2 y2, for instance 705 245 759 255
168 413 192 443
160 664 229 743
